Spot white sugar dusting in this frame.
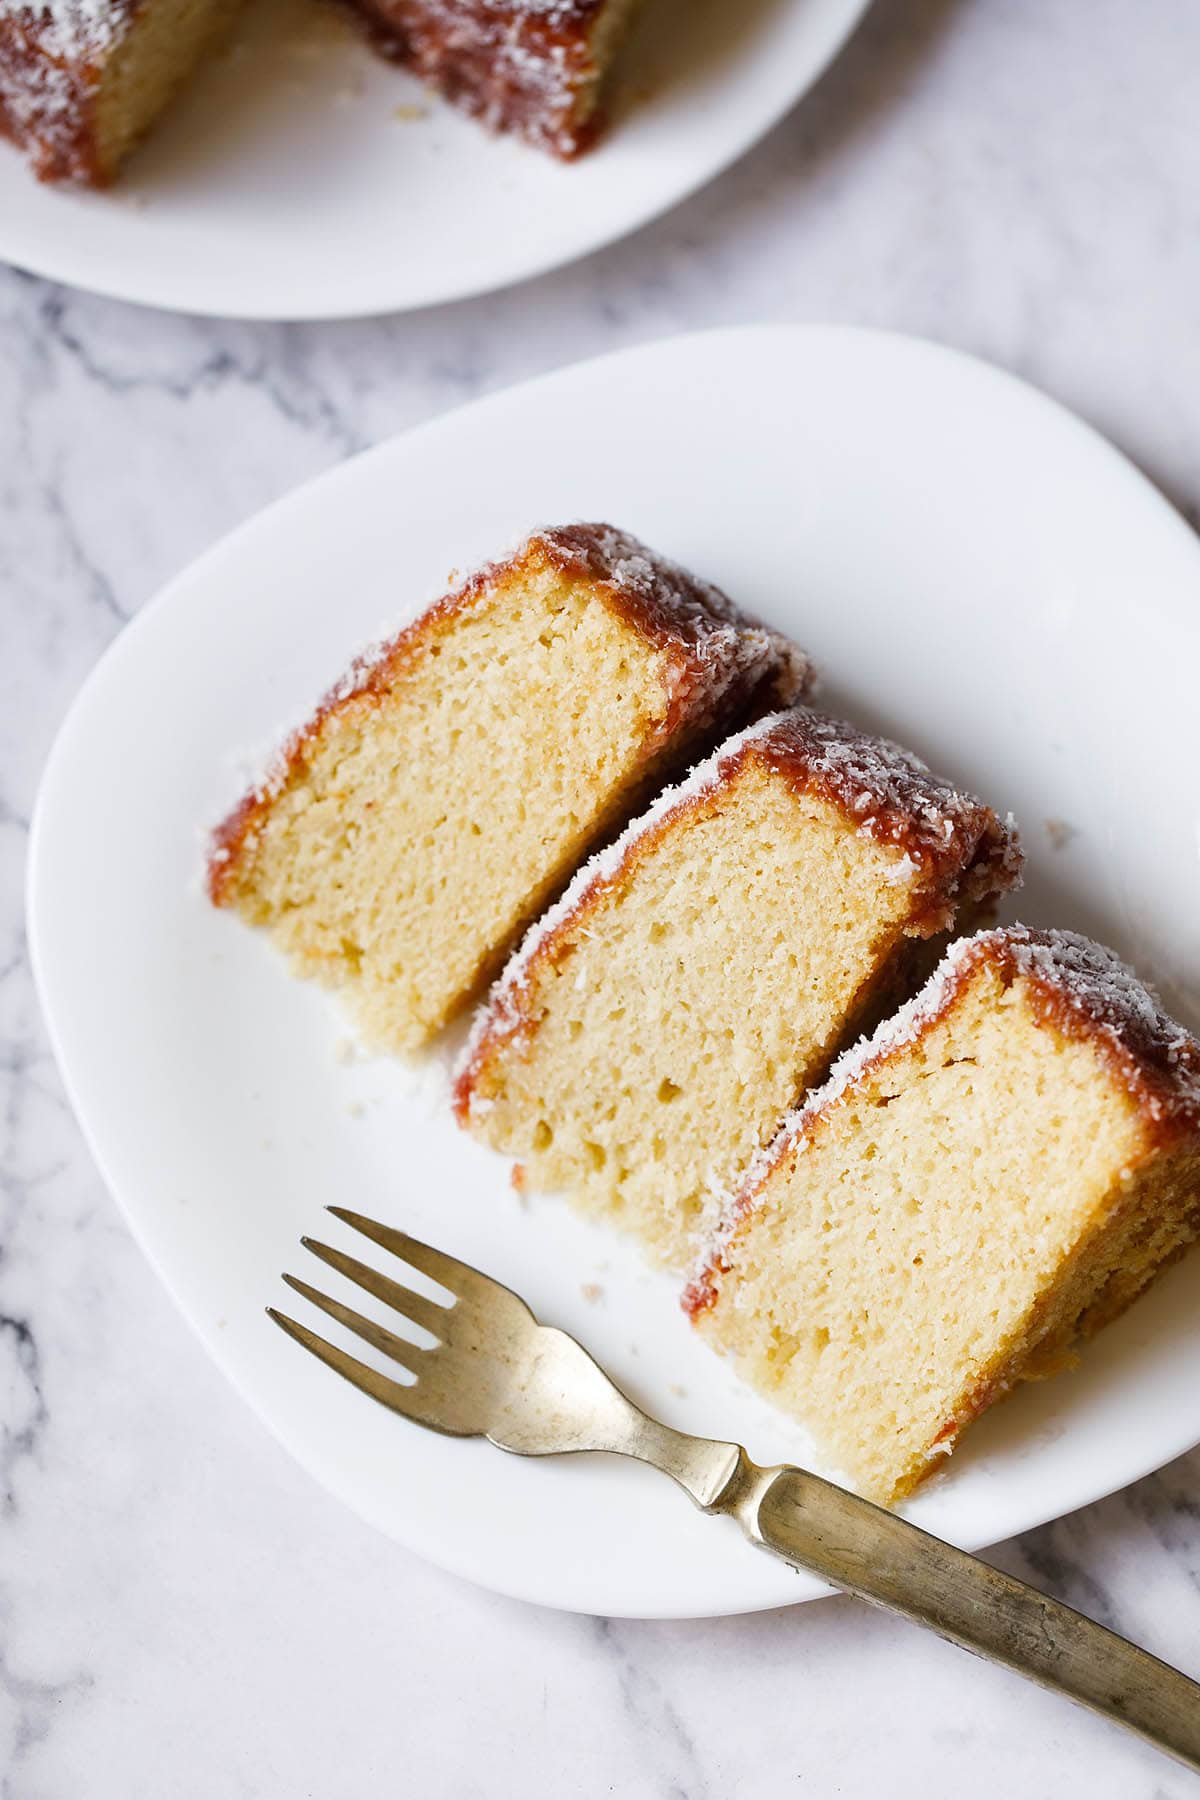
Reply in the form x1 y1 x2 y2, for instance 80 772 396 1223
0 0 130 148
540 524 811 706
756 710 1020 882
2 0 123 60
1001 927 1200 1122
368 0 623 156
881 852 921 885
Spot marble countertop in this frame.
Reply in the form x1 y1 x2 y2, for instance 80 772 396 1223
5 0 1200 1792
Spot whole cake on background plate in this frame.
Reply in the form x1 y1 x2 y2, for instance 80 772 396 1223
0 0 647 184
209 522 808 1054
686 925 1200 1507
454 707 1022 1268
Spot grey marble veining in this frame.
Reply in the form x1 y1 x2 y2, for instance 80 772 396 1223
4 0 1200 1793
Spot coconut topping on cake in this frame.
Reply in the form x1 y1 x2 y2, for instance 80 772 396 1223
354 0 640 160
987 927 1200 1130
4 0 126 59
533 525 812 705
749 709 1022 908
0 0 130 164
2 0 242 184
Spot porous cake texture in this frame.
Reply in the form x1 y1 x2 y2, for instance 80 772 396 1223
209 523 807 1053
454 708 1021 1268
350 0 645 158
687 926 1200 1507
0 0 243 184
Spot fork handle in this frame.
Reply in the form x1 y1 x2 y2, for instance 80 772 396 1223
738 1464 1200 1772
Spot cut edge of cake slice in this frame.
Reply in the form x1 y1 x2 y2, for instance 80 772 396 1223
1 0 245 186
685 924 1200 1505
208 522 810 1053
453 707 1022 1265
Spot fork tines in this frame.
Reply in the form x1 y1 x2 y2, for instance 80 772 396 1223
267 1209 492 1428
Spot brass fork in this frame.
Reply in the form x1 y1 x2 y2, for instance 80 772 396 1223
271 1207 1200 1773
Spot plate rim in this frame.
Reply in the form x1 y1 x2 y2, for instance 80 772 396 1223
0 0 872 321
28 322 1200 1617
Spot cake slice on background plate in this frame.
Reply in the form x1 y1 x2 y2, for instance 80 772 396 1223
686 925 1200 1507
454 708 1021 1267
209 523 807 1053
350 0 647 159
0 0 246 185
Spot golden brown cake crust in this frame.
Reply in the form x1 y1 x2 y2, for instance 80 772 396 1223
452 708 1022 1119
745 710 1020 932
684 924 1200 1319
984 929 1200 1139
208 523 809 909
347 0 631 159
0 1 137 184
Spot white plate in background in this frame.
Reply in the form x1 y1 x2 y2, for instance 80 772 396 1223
0 0 870 319
29 325 1200 1616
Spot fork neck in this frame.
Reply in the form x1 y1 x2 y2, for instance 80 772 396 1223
617 1411 757 1512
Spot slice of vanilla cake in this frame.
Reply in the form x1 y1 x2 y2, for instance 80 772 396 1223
687 926 1200 1507
208 524 807 1052
454 709 1021 1266
1 0 245 186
